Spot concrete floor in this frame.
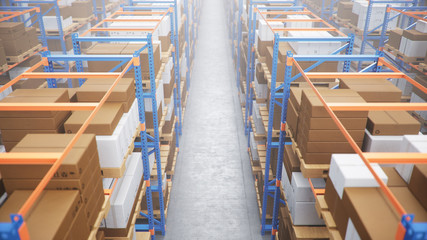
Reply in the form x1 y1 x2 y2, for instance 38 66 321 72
159 0 268 239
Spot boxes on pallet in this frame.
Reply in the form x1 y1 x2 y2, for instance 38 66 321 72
163 97 175 134
0 22 31 57
415 20 427 33
339 78 402 102
399 30 427 58
70 0 93 19
252 101 265 135
329 154 388 198
362 129 405 152
352 0 399 31
286 15 313 28
258 19 283 41
249 132 259 161
43 16 73 31
291 173 325 202
287 31 342 55
388 28 404 50
395 135 427 183
103 152 143 229
337 1 353 20
408 164 427 210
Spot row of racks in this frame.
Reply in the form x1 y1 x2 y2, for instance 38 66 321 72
0 0 201 239
228 0 427 240
0 0 129 78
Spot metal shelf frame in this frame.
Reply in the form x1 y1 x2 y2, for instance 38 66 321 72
74 6 184 237
0 53 148 240
378 5 427 73
287 54 427 240
302 0 338 27
9 0 99 75
356 0 419 71
243 3 357 235
0 5 48 75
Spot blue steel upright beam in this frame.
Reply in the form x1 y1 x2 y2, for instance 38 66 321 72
235 0 243 89
244 1 256 138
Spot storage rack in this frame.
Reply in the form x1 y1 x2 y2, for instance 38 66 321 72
9 0 98 75
282 54 427 240
301 0 338 27
0 53 149 239
0 5 47 75
243 4 355 235
355 0 419 71
234 0 244 89
74 5 184 236
378 5 427 73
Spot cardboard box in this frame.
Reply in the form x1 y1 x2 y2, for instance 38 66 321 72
388 28 403 49
20 55 42 67
301 89 368 118
324 178 349 238
342 187 400 240
86 43 127 72
45 5 72 19
298 123 365 142
0 22 25 36
0 134 97 179
367 111 420 135
408 164 427 210
123 43 161 74
1 33 30 56
159 33 171 52
382 167 407 187
339 78 402 102
337 1 353 19
300 116 368 130
0 111 69 130
390 186 427 221
64 202 91 240
401 30 427 57
257 36 273 57
70 0 93 19
283 145 300 182
350 12 359 27
76 78 135 102
0 43 6 66
65 102 124 135
286 100 298 138
0 190 81 240
48 35 73 51
25 27 38 47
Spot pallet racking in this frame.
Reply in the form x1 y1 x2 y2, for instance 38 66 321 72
301 0 338 27
282 54 427 240
0 5 47 75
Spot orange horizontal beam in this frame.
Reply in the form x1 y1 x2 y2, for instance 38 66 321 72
90 28 154 31
328 102 427 111
21 72 121 78
364 153 427 164
0 103 98 111
305 72 405 78
0 8 34 22
272 27 336 31
0 153 61 164
116 11 169 15
258 11 312 15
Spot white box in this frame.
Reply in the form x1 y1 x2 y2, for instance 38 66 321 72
287 15 313 28
329 154 388 198
43 16 73 31
362 129 404 152
281 163 293 201
403 37 427 57
415 20 427 33
396 135 427 182
290 201 325 226
291 172 325 202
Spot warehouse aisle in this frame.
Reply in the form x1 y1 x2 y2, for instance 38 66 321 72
161 0 266 239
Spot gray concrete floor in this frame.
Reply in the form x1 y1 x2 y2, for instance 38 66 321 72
158 0 268 239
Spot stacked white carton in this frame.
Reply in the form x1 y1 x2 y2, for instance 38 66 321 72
42 16 73 31
395 135 427 183
287 31 342 55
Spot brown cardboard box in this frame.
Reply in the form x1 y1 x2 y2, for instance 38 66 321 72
324 178 349 238
408 164 427 210
403 29 427 41
86 43 127 72
25 27 38 47
256 63 267 84
0 111 69 130
163 67 175 100
266 46 286 83
76 78 135 102
286 100 298 138
2 33 30 56
367 111 420 135
0 40 6 66
298 127 365 142
0 134 97 179
337 1 353 19
0 88 69 118
45 5 72 19
299 116 368 130
388 28 404 49
301 89 368 118
159 33 172 52
64 202 91 240
299 140 361 154
382 167 407 187
20 55 42 67
0 22 25 36
283 144 300 182
390 187 427 221
123 43 161 74
350 12 359 27
70 0 93 19
48 35 73 51
257 36 273 57
85 177 104 226
162 105 175 134
0 190 81 240
1 128 65 142
339 78 402 102
65 102 124 135
146 103 162 130
11 79 45 90
342 187 400 240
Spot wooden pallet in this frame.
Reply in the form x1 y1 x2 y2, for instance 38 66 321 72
254 180 273 221
331 14 350 27
88 195 112 240
287 129 330 179
384 44 400 56
347 23 382 36
315 195 343 240
6 44 42 64
73 15 96 25
396 51 426 63
101 125 141 178
0 64 8 73
166 151 178 177
259 106 281 138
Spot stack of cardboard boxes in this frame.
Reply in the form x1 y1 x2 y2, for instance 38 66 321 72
0 89 71 151
296 89 368 165
0 22 39 59
0 133 105 240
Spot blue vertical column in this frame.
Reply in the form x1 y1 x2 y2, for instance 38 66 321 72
261 33 280 235
169 10 180 151
235 0 243 89
71 33 86 86
173 0 183 136
343 34 354 72
147 34 166 235
42 51 57 88
134 53 157 240
270 51 292 240
184 0 191 93
244 1 255 137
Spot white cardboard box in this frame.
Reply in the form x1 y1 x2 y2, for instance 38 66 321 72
362 129 404 152
291 172 325 202
289 201 325 226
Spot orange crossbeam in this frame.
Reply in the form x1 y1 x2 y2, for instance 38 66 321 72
258 11 312 15
21 72 121 78
0 153 61 164
0 103 98 111
268 18 323 22
0 8 34 22
328 102 427 111
116 11 169 15
103 19 161 22
0 60 46 94
363 153 427 164
305 72 405 78
389 8 427 20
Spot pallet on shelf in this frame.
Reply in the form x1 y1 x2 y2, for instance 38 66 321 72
5 44 42 64
396 51 425 63
43 22 80 36
331 14 350 27
88 195 112 240
346 23 382 36
314 195 342 240
73 14 96 24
